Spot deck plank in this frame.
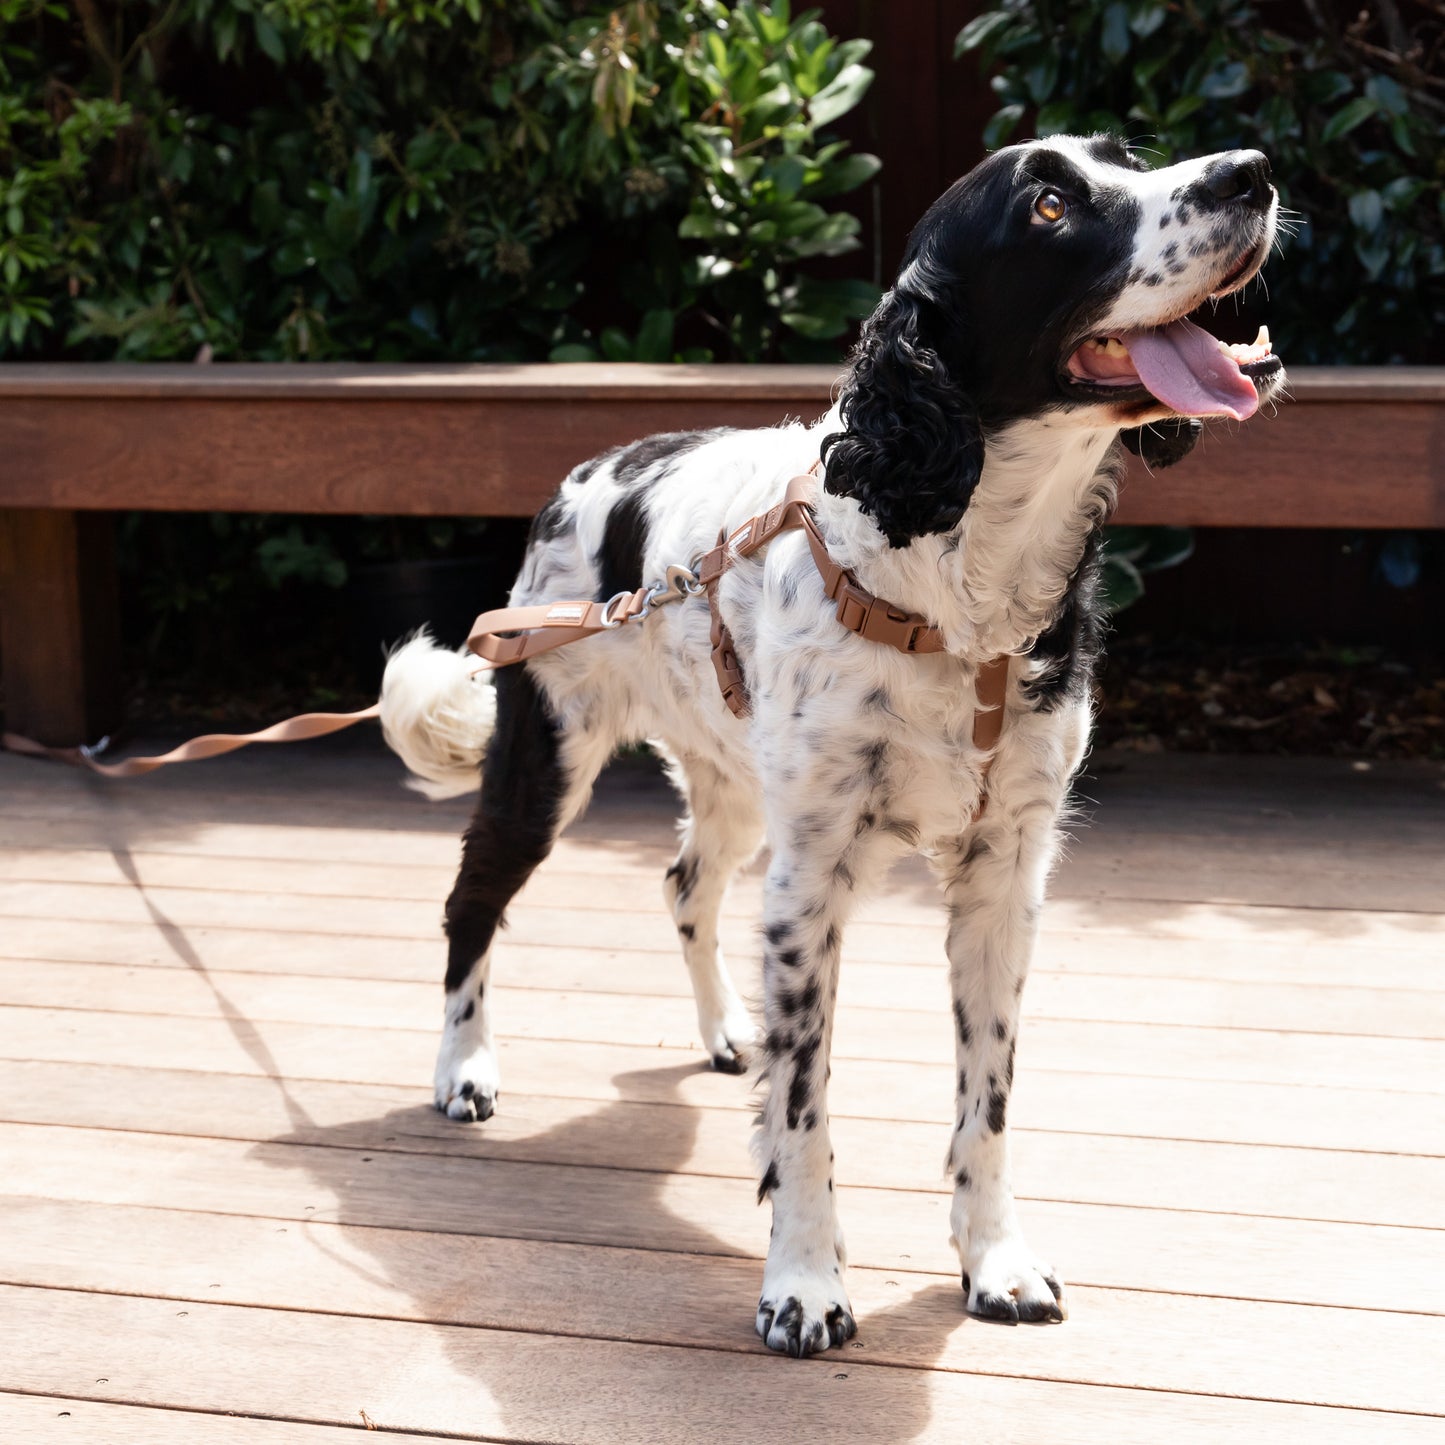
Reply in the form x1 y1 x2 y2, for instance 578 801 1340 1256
2 877 1442 966
0 1395 476 1443
3 1286 1439 1444
4 996 1443 1099
3 912 1442 992
4 1123 1443 1313
3 1197 1442 1416
5 1051 1441 1156
6 953 1442 1042
1 1066 1442 1226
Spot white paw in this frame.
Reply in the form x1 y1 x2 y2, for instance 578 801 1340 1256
756 1265 856 1357
961 1237 1066 1324
433 1024 499 1123
703 1002 759 1076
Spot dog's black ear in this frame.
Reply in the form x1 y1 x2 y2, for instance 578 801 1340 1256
821 288 984 548
1120 417 1202 470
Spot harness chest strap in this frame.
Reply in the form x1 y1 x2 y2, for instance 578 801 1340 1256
694 470 1009 759
698 471 952 717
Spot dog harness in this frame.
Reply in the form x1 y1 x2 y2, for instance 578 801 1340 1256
465 465 1011 749
3 467 1010 774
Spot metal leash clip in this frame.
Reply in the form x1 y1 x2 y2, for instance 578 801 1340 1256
600 564 704 629
637 563 704 619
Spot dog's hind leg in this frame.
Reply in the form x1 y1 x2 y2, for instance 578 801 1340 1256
435 663 611 1122
658 748 764 1074
939 798 1069 1323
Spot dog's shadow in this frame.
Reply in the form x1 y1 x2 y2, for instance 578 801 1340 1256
258 1059 969 1439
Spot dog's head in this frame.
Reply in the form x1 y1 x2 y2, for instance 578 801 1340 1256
824 133 1286 546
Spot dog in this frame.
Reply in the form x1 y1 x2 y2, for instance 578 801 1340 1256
379 133 1284 1357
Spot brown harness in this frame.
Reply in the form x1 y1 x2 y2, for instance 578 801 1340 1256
464 465 1011 752
3 467 1010 775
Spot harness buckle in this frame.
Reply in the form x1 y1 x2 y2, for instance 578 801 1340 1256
833 579 874 637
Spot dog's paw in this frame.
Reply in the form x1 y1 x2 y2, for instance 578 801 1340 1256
703 1003 759 1076
961 1240 1065 1324
756 1277 856 1357
433 1034 499 1123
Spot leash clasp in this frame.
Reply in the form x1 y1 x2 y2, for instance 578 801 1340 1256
639 564 704 618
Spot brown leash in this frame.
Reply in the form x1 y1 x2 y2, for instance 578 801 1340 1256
1 705 382 778
2 466 1009 776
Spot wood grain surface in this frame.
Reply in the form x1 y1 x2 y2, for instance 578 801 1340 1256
0 741 1441 1440
0 364 1440 526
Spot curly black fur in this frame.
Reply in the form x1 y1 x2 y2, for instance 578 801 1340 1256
821 288 985 549
1120 417 1202 470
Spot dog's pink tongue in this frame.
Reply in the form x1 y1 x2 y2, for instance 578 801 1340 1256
1121 318 1259 421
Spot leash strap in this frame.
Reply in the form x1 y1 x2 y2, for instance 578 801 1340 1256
464 579 668 668
1 704 381 778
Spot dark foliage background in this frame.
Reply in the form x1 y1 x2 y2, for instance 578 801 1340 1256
1 0 882 362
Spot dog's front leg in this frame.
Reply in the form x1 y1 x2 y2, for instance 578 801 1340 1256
753 830 871 1358
941 808 1067 1324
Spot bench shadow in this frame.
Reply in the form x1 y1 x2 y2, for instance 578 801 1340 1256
257 1059 970 1440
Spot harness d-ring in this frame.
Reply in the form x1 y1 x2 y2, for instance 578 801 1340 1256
599 591 633 628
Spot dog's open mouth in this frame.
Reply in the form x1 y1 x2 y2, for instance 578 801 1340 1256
1063 319 1282 421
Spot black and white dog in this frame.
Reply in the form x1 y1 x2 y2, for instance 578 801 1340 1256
380 134 1284 1357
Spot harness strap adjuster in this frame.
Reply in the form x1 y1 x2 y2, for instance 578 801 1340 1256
833 579 874 637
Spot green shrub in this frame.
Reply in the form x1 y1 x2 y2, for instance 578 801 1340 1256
957 0 1443 365
0 0 880 362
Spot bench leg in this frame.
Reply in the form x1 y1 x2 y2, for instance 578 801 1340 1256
0 509 121 747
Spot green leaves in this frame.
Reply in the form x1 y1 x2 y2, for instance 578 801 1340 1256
1 1 880 364
807 62 873 127
1320 96 1377 143
1101 526 1195 613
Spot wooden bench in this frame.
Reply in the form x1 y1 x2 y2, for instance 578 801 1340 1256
2 363 1441 745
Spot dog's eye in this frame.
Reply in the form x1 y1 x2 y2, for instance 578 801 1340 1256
1032 190 1067 224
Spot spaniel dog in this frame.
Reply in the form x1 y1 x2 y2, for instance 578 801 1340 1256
379 134 1284 1357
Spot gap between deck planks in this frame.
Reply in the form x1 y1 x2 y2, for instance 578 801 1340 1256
0 825 1440 915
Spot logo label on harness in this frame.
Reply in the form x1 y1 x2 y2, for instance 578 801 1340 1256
547 604 586 622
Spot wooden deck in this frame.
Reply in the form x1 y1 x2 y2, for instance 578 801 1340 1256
0 738 1442 1442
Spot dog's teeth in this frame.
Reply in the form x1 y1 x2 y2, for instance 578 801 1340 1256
1255 324 1270 347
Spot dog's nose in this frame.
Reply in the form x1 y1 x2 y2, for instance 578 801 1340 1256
1201 151 1272 209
